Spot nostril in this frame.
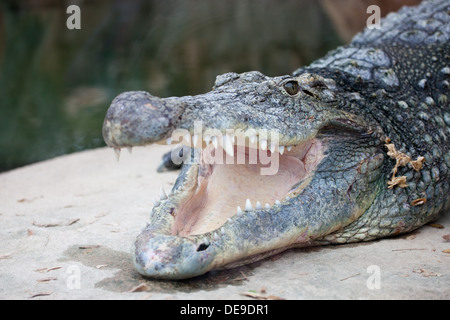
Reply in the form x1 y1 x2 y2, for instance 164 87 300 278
196 243 210 252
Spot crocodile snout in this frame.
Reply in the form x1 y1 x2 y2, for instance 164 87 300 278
103 91 179 148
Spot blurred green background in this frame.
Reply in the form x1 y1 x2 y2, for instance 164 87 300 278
0 0 344 172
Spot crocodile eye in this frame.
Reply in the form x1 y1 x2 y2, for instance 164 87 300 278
283 80 300 95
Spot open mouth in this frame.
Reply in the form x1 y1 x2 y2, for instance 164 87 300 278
159 133 325 241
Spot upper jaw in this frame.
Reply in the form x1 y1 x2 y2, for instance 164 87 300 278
102 73 320 152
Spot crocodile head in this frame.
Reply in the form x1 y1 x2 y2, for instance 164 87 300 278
103 71 386 279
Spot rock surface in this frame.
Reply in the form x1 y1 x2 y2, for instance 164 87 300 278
0 145 448 299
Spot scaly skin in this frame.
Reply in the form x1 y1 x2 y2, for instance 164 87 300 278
103 0 449 279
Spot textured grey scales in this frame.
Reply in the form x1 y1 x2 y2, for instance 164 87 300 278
102 0 449 279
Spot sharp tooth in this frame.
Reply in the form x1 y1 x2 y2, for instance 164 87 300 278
286 196 290 200
287 146 292 151
212 136 218 149
203 238 210 246
160 186 168 200
221 227 225 235
255 201 262 210
270 142 276 153
192 134 199 147
279 145 285 155
213 232 219 241
113 148 121 161
224 134 234 157
204 135 211 145
250 134 257 144
265 203 271 209
152 198 160 207
260 139 267 150
275 200 281 205
245 199 253 211
237 206 243 216
228 218 233 223
166 137 172 145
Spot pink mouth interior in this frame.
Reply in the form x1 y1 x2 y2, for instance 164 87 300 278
172 139 324 236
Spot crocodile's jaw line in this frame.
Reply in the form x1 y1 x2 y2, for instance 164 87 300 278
133 138 327 279
105 74 386 279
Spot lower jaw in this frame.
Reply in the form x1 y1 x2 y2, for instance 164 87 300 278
133 139 327 278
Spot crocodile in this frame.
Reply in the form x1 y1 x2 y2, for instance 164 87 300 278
102 0 450 279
